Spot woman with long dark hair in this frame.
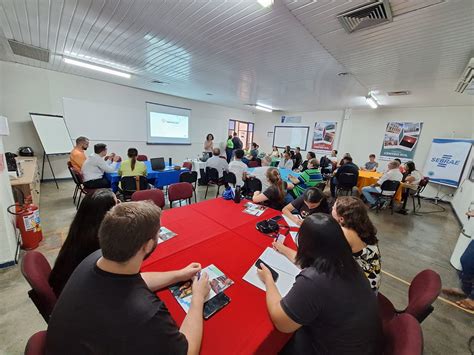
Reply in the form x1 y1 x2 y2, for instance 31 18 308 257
252 168 293 211
258 214 382 354
398 161 424 214
332 196 381 291
49 189 118 296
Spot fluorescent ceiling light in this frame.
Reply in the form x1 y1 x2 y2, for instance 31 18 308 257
63 57 131 79
255 104 273 112
257 0 274 8
365 94 379 109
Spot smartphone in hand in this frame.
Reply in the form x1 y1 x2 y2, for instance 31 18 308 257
255 259 279 282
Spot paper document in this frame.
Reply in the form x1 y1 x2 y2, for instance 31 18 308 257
243 202 267 216
158 227 177 244
243 247 301 297
170 264 233 313
282 214 301 228
289 231 298 244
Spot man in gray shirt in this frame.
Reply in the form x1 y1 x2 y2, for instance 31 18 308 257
205 148 229 178
363 154 379 172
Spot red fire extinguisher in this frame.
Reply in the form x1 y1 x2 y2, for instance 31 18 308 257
7 196 43 250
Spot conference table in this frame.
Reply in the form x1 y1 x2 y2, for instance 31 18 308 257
357 170 403 202
140 198 298 354
104 161 188 192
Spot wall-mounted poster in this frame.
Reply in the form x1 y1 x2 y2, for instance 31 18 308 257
312 121 337 152
380 122 423 160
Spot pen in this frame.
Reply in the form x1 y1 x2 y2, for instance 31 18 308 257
197 271 201 280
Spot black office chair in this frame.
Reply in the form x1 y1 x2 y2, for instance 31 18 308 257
204 167 226 199
223 171 237 187
336 173 358 197
372 180 401 214
119 176 148 201
243 177 263 199
411 177 429 214
179 171 198 203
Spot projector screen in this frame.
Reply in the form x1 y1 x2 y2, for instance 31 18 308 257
146 102 191 144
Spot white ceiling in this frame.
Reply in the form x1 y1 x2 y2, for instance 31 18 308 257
0 0 472 112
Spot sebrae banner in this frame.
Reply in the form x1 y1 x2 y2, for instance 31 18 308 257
380 122 423 160
422 138 473 188
312 121 337 152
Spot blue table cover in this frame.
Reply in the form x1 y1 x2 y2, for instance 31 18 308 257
105 161 188 192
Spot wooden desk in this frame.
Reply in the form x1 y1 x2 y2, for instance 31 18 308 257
10 157 41 206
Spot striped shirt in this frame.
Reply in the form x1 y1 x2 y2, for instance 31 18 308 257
292 168 323 197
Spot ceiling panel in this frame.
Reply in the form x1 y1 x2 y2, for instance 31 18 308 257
285 0 474 107
0 0 472 112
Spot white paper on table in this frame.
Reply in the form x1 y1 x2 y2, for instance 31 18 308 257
289 231 298 243
243 247 301 297
282 214 301 228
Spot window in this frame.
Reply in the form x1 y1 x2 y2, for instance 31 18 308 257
228 119 254 150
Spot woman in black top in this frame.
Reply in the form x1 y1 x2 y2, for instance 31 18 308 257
49 189 117 297
252 168 294 211
258 214 382 354
282 187 329 226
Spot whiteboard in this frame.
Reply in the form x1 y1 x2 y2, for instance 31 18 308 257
273 126 310 150
63 97 145 142
30 113 73 154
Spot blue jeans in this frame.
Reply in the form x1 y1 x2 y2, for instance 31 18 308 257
361 186 380 205
460 241 474 299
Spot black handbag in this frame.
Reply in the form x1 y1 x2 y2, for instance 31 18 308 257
256 219 279 234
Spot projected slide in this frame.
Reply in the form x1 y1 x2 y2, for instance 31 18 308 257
146 102 191 144
150 112 189 139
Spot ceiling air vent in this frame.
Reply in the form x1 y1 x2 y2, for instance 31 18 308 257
151 80 169 85
337 0 393 33
8 39 50 62
387 90 410 96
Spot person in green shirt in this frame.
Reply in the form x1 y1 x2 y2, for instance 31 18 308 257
225 135 234 162
118 148 147 188
288 158 323 198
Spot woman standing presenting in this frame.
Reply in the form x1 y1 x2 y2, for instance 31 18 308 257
204 133 214 158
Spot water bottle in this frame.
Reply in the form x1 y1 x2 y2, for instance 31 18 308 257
234 185 241 203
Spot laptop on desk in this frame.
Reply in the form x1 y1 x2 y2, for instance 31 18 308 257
150 157 166 171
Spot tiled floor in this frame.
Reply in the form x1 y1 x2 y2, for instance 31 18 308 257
0 180 472 354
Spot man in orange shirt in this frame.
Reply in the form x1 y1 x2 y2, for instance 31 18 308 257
70 136 89 170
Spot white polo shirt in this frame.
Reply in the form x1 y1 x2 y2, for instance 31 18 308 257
377 168 403 195
228 160 247 186
81 154 118 182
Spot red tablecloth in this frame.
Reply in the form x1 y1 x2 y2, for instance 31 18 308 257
141 231 291 355
140 199 293 354
189 198 280 229
141 205 228 268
